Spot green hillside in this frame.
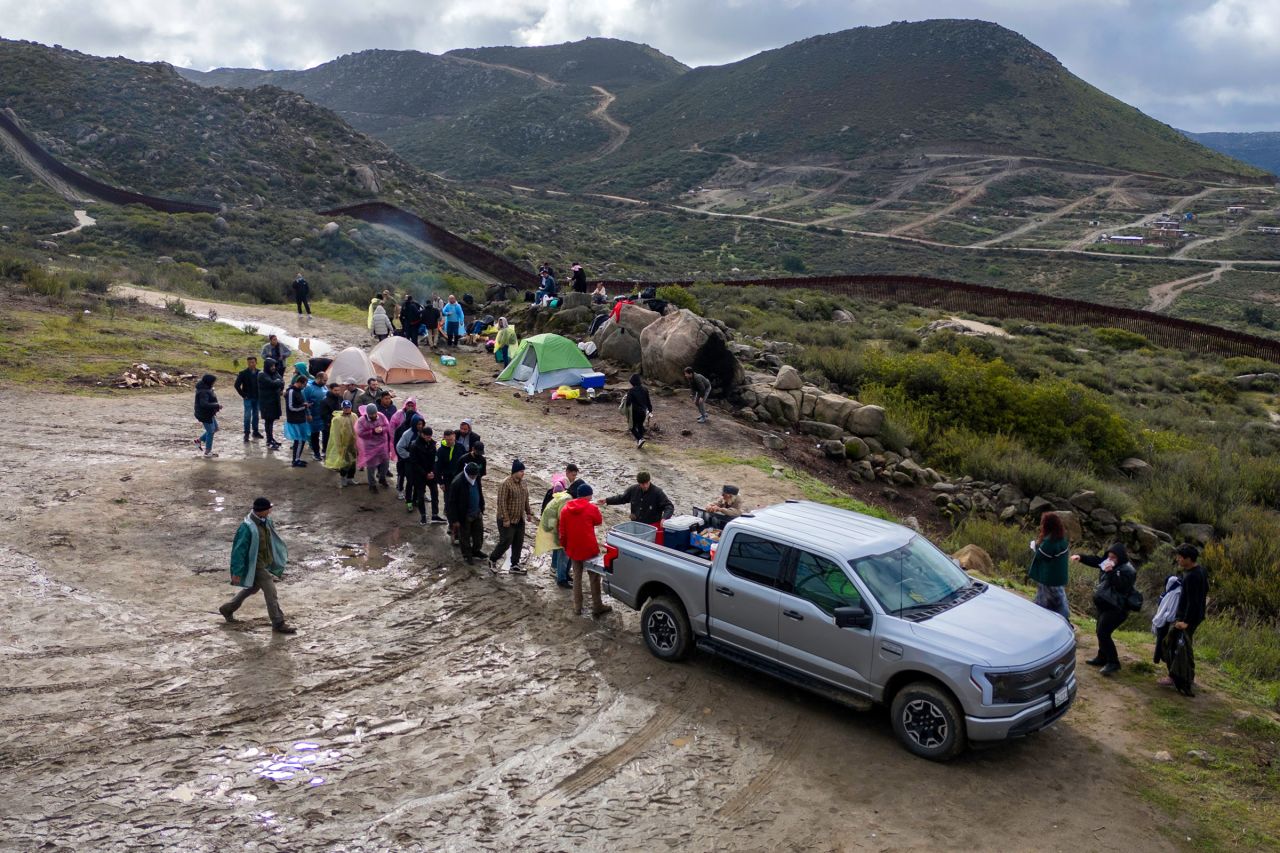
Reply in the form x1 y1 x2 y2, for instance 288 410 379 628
445 37 688 91
1183 130 1280 177
611 19 1266 181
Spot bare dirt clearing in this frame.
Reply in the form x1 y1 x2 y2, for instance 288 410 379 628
0 295 1182 851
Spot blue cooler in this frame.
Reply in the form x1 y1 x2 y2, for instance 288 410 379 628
580 371 606 389
663 515 701 553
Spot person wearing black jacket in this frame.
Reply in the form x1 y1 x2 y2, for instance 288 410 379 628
257 359 284 450
600 471 674 525
1073 542 1137 676
405 423 443 524
291 273 311 315
571 263 588 293
234 356 263 441
421 300 442 348
446 462 486 565
1160 543 1208 689
318 383 344 456
400 296 423 345
455 419 480 454
193 374 222 458
623 373 653 449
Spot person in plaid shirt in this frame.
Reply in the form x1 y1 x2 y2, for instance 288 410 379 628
489 458 536 575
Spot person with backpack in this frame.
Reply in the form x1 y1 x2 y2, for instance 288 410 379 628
256 358 284 451
392 398 419 501
1073 542 1137 676
234 356 263 442
193 374 222 459
291 272 311 316
1160 544 1207 693
1028 511 1071 622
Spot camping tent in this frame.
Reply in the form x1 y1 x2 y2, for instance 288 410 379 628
496 333 594 394
326 346 378 386
371 336 436 383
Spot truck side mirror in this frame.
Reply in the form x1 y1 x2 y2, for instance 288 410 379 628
834 603 872 630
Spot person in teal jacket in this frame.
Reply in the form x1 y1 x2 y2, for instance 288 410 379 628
442 295 465 347
219 497 296 634
1028 511 1071 622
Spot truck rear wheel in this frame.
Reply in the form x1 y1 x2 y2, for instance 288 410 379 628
641 595 692 662
890 682 967 761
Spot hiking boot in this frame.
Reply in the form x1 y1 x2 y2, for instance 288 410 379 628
203 451 219 459
636 438 646 449
378 479 389 488
252 432 264 439
218 604 237 623
508 566 527 575
243 434 250 443
430 515 446 524
1099 662 1121 676
591 605 614 618
1084 657 1105 666
272 624 298 635
419 517 430 526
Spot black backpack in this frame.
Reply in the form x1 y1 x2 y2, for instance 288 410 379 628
1165 628 1195 696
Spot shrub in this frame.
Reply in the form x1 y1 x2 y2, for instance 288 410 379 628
657 284 700 314
942 516 1031 579
1094 327 1150 351
164 297 189 317
1137 449 1246 531
1202 507 1280 621
780 253 807 273
1197 616 1280 686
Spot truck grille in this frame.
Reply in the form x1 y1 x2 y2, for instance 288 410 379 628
998 648 1075 704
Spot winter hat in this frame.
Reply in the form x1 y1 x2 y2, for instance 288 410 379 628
551 473 567 491
364 404 378 416
252 497 273 512
722 485 740 495
464 462 480 477
404 397 417 408
511 458 526 473
575 483 594 497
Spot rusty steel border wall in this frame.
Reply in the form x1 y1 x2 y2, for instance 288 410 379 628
0 108 220 214
334 201 1280 361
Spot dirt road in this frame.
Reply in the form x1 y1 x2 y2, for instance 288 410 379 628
0 295 1181 851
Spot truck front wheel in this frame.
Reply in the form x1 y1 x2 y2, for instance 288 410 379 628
890 682 967 761
641 596 692 662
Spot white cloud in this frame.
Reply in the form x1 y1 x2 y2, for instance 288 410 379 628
0 0 1276 129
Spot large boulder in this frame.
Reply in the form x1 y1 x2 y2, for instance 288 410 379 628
640 309 743 389
559 291 594 311
760 389 800 424
617 303 661 335
546 305 594 333
1055 510 1085 542
349 164 381 194
846 405 886 437
814 393 860 428
320 221 340 237
1120 457 1152 478
844 436 870 460
798 420 844 440
1176 523 1216 545
594 321 642 365
774 365 803 390
952 544 994 576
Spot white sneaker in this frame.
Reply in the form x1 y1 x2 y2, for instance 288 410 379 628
203 451 219 458
396 490 405 501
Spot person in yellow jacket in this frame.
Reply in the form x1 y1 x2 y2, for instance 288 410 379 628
536 477 573 588
494 317 518 365
323 400 359 486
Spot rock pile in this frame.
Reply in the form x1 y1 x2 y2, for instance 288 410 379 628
115 363 195 389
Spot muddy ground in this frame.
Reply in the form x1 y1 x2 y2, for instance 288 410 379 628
0 294 1179 851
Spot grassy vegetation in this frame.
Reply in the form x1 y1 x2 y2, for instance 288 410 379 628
688 450 894 521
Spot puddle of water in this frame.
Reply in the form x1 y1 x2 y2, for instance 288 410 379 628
329 527 408 571
216 317 334 357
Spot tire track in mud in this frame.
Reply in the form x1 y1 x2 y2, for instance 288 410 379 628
544 704 685 802
715 715 804 821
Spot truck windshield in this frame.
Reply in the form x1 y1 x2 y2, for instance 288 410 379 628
849 536 972 614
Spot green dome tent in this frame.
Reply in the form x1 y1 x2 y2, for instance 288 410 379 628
496 333 594 394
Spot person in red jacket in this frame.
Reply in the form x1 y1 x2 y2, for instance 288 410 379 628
559 484 612 618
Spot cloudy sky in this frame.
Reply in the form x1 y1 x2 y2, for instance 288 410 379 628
2 0 1277 131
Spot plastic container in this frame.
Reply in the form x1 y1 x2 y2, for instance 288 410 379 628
664 528 692 553
613 521 658 542
440 355 457 366
664 515 702 532
580 371 607 389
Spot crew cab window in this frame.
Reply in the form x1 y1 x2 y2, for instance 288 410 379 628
791 551 862 613
724 533 790 588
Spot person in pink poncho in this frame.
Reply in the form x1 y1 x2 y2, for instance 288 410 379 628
355 403 394 493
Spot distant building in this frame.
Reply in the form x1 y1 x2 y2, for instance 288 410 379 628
1106 234 1145 245
1258 225 1280 235
1228 205 1247 215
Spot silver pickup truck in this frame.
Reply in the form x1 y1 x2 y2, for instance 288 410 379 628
602 500 1076 760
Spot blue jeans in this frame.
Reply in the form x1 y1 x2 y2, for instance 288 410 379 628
200 418 218 453
551 549 569 584
242 398 260 435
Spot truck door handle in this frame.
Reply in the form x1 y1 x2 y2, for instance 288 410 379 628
783 610 804 621
715 586 735 597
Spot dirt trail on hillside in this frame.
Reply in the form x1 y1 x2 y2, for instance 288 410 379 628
1147 263 1231 312
0 294 1184 851
588 86 630 160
